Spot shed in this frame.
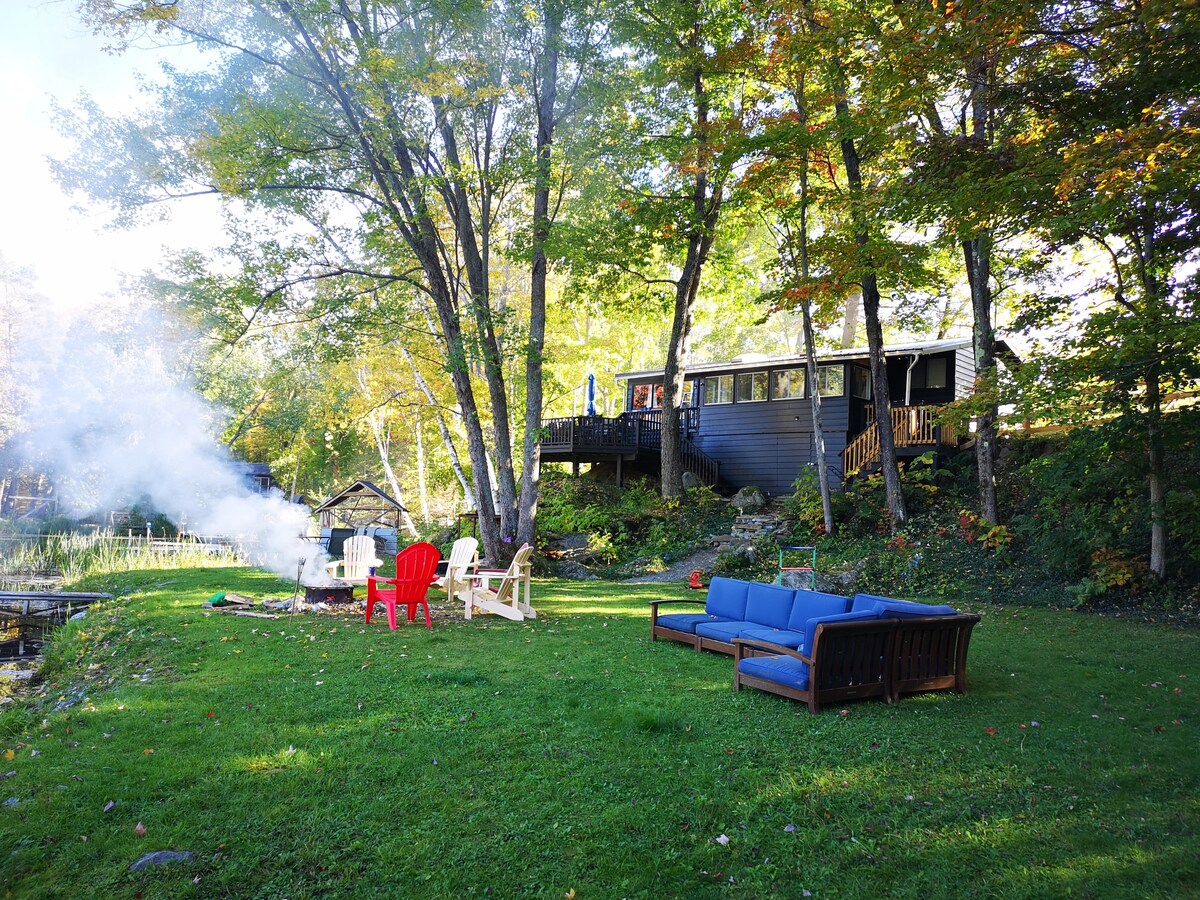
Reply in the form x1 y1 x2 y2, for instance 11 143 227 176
313 480 408 531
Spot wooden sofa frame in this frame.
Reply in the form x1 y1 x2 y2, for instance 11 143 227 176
733 613 980 713
733 619 898 714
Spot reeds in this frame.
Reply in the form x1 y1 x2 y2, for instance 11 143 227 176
0 532 244 584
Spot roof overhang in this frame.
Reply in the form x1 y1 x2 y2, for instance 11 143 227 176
615 338 980 382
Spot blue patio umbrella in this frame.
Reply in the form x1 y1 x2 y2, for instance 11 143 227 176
586 373 597 417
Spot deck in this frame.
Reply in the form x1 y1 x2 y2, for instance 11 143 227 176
538 410 719 486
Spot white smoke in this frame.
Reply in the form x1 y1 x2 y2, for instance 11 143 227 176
8 301 321 577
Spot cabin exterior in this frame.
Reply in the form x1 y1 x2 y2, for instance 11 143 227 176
539 339 981 495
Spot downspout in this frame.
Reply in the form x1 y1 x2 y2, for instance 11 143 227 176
904 353 920 406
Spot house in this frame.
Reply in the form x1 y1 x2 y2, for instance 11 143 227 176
540 338 995 495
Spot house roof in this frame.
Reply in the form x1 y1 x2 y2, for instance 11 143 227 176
615 338 1011 381
312 480 408 523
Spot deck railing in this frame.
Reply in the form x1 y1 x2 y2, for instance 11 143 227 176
844 406 959 476
540 415 640 455
538 407 718 486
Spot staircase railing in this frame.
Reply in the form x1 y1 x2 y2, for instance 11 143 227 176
843 406 959 476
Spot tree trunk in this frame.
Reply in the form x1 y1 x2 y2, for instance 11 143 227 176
841 287 861 349
832 90 906 526
517 1 562 548
964 235 999 524
963 49 1000 525
1146 368 1167 578
662 40 722 499
791 82 835 535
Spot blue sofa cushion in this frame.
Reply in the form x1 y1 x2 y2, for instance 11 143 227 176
786 589 852 631
801 609 884 655
655 612 732 634
695 620 759 644
851 593 957 617
740 626 805 650
744 583 797 629
706 577 750 620
738 654 810 691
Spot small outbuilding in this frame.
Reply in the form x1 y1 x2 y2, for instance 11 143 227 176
312 480 409 556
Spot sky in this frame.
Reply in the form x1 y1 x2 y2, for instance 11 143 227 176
0 0 223 316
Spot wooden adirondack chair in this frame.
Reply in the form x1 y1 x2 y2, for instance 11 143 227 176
366 541 441 629
324 534 383 584
457 543 535 621
433 537 478 601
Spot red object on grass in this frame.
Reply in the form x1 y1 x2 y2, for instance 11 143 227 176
688 570 706 590
366 542 441 629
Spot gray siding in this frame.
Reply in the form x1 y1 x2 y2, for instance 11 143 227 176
954 346 975 399
693 395 851 496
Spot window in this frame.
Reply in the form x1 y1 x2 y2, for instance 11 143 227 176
735 371 768 402
851 366 872 400
925 357 948 389
704 374 733 405
631 383 660 410
771 368 805 400
683 380 699 406
817 364 844 397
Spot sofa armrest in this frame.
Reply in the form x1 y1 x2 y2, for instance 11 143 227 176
648 598 706 608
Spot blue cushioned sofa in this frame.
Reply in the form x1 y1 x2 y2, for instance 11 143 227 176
649 577 980 712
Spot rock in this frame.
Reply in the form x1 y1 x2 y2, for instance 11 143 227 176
730 486 767 512
129 850 194 872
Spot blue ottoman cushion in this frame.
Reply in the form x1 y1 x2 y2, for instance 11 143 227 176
738 654 810 691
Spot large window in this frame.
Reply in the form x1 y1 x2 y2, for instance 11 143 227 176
631 383 662 410
817 364 844 397
735 371 768 402
704 374 734 405
771 368 805 400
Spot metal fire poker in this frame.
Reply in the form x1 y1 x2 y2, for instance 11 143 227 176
290 556 306 622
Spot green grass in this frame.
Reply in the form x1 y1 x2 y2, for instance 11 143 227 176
1 569 1198 898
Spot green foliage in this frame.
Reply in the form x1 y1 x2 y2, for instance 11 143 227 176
536 471 733 571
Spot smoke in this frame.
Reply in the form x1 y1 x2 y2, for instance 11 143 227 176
7 301 320 578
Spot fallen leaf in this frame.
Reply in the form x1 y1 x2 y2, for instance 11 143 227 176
206 711 215 719
1154 725 1165 733
103 801 115 813
3 750 13 762
714 834 730 846
143 749 155 755
784 824 796 833
134 821 146 837
984 727 999 736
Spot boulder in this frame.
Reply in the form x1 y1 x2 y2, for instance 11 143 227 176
730 486 767 512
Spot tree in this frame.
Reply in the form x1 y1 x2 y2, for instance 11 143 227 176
1013 0 1200 578
69 0 607 560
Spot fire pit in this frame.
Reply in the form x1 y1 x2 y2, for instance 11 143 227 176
303 581 355 605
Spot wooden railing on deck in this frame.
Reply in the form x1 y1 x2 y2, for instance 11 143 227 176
843 406 959 476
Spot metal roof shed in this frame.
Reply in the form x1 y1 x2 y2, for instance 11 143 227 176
312 480 408 530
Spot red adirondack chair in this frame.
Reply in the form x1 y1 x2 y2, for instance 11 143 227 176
365 541 441 629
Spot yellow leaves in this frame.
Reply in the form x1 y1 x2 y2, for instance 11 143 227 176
2 749 13 762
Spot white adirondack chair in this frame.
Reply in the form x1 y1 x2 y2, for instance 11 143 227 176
324 534 383 584
433 537 479 601
457 543 535 621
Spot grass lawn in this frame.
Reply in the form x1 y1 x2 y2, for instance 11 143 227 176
1 568 1197 898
